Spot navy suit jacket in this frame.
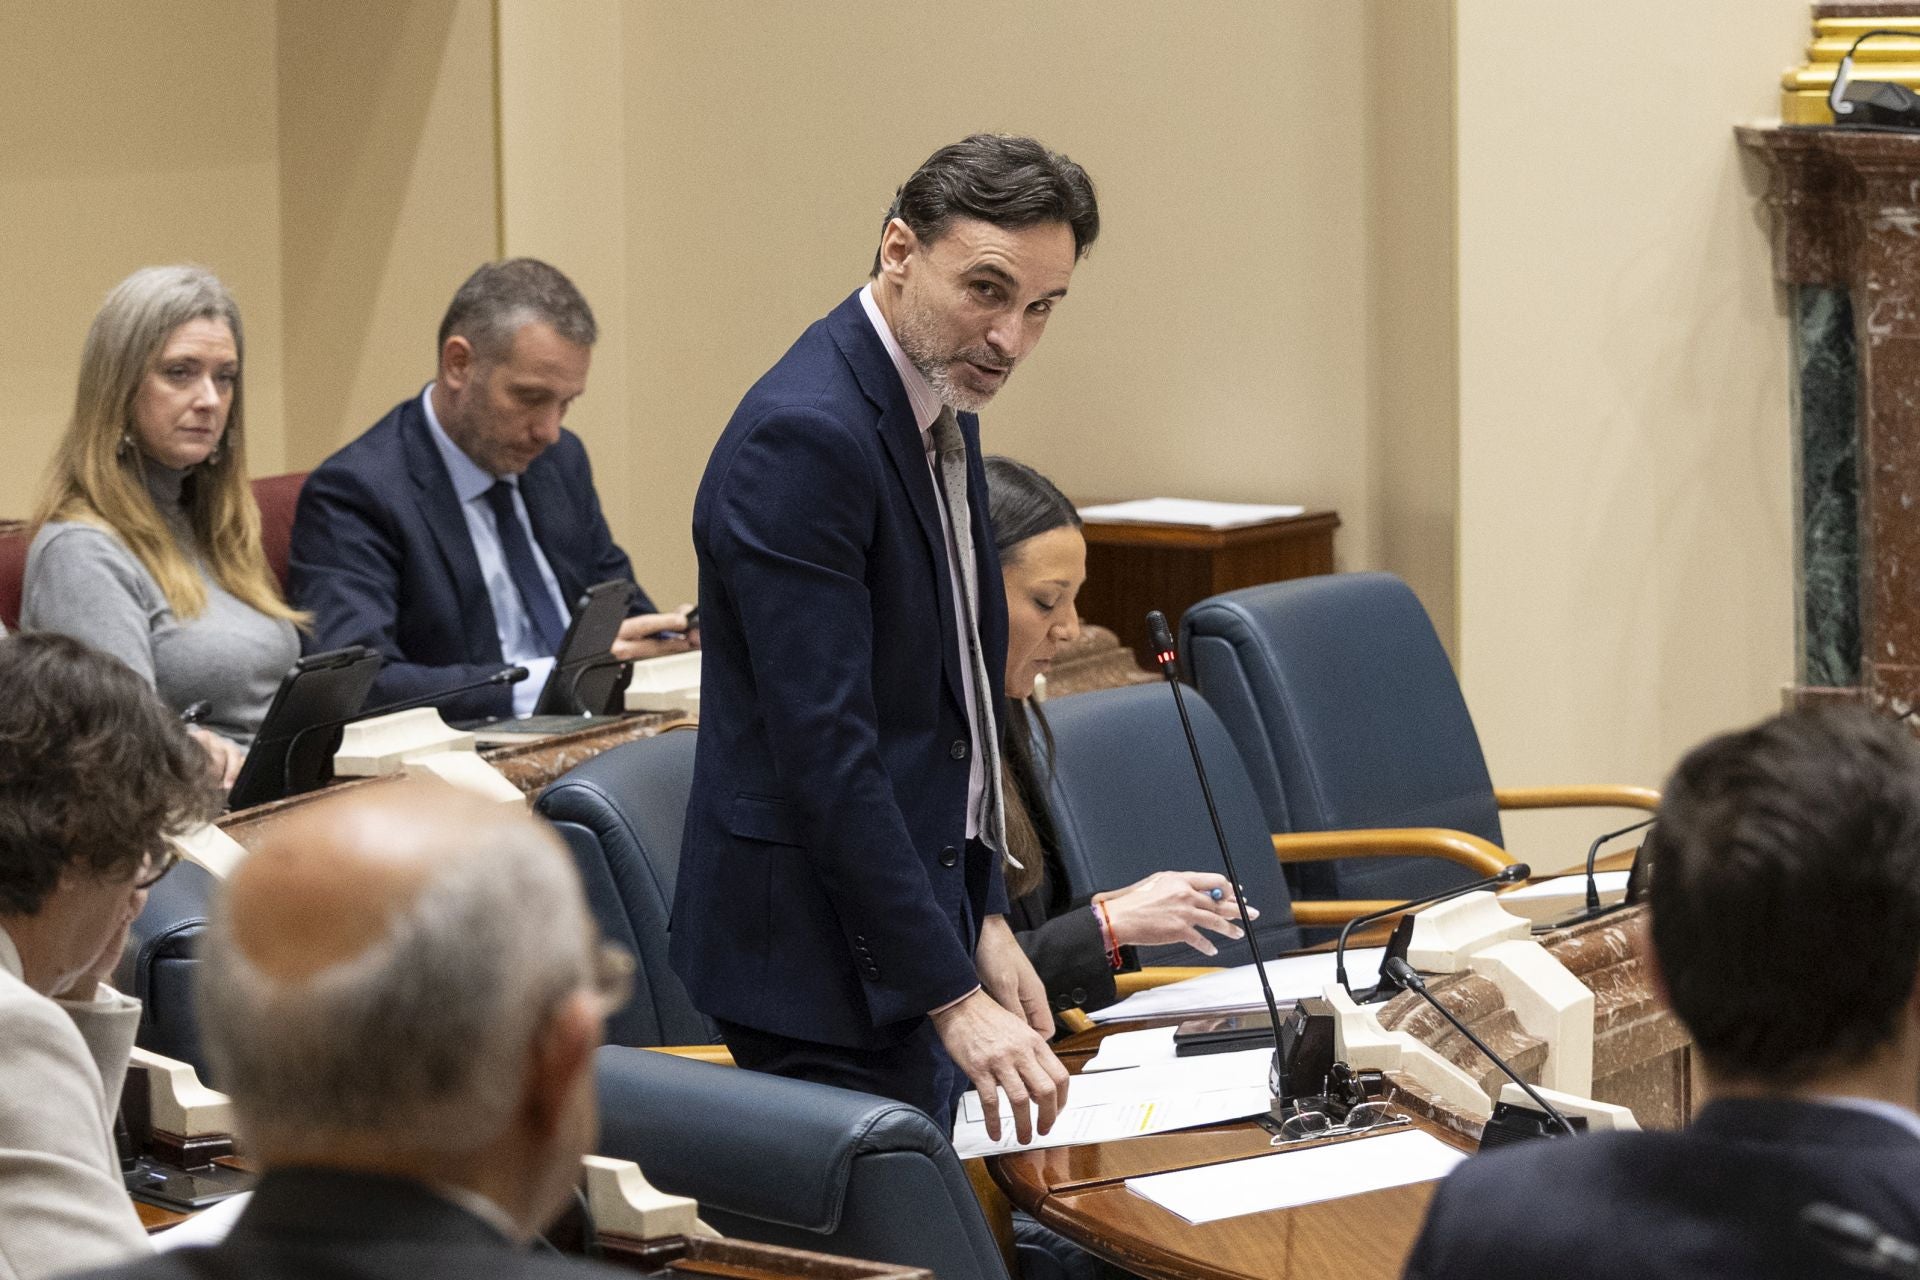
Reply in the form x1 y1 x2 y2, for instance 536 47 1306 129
288 395 653 722
1403 1097 1920 1280
669 290 1011 1051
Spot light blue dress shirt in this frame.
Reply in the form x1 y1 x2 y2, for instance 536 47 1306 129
420 386 566 717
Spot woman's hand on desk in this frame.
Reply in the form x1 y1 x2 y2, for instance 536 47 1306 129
189 726 244 791
612 605 700 661
1096 871 1256 955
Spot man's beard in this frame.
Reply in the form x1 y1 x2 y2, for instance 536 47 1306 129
894 300 1013 413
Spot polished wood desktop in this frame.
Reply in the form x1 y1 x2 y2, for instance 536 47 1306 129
1075 507 1339 666
989 902 1685 1280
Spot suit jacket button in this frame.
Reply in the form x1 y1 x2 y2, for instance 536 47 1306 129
1070 988 1088 1004
864 964 881 980
1053 994 1072 1011
939 846 959 868
949 739 968 760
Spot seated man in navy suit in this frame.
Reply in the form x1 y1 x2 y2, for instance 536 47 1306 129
289 259 691 723
1404 705 1920 1280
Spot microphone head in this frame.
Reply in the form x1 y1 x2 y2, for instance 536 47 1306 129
1146 610 1176 663
501 665 532 685
1495 862 1531 884
1382 956 1421 989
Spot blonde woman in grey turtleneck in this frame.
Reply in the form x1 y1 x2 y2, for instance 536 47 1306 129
22 267 306 783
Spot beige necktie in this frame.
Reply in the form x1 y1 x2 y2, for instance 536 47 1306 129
931 407 1009 858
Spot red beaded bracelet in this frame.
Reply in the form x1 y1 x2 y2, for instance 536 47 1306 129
1092 900 1123 972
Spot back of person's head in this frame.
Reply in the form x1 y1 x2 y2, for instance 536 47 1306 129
34 264 297 624
199 782 613 1175
871 134 1099 277
0 633 214 918
1652 705 1920 1087
437 258 597 366
986 454 1081 560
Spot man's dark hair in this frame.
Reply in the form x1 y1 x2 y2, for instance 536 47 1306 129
0 634 217 916
436 258 597 364
870 134 1099 276
1651 705 1920 1086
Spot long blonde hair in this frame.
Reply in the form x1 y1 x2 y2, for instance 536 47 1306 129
31 266 304 624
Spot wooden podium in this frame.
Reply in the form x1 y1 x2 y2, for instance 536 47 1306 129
1076 507 1340 667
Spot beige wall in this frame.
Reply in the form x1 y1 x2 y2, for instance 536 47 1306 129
1454 0 1805 868
0 0 288 505
276 0 497 470
618 1 1377 608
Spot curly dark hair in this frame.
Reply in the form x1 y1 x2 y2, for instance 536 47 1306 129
0 633 219 916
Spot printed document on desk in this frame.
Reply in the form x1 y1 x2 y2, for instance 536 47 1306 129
1076 498 1306 528
1088 948 1387 1023
951 1048 1273 1160
1125 1128 1467 1224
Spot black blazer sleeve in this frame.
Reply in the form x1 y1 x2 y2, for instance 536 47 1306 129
1011 903 1117 1015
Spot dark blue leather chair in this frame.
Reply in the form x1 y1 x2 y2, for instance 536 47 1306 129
534 727 718 1049
115 858 218 1084
1181 573 1652 906
1035 681 1304 965
595 1047 1020 1280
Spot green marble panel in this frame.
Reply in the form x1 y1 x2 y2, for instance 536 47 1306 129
1791 285 1859 688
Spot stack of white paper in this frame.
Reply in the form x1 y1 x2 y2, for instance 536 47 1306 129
1076 498 1307 529
1087 948 1387 1024
1125 1128 1467 1224
1082 1025 1179 1073
951 1047 1273 1160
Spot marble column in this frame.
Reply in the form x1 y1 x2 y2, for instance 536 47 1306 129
1738 124 1920 711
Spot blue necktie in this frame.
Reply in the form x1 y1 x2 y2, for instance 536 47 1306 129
484 480 567 655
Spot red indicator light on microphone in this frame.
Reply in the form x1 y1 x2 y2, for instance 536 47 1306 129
1156 650 1176 665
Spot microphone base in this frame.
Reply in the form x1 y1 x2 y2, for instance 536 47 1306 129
1477 1099 1587 1150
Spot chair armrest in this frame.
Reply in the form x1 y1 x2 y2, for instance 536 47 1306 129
1115 967 1214 997
1289 899 1404 928
642 1044 736 1066
1495 785 1660 812
1271 828 1513 877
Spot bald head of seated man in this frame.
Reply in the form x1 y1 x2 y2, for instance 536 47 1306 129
76 781 635 1280
1403 706 1920 1280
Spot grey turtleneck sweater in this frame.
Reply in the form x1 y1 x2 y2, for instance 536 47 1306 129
21 463 299 746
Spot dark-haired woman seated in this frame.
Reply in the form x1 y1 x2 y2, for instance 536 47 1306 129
986 456 1251 1025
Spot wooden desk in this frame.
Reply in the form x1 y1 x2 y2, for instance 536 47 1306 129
989 906 1687 1279
1076 509 1339 666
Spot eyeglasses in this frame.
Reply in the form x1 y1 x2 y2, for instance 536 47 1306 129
133 847 180 891
1271 1089 1410 1147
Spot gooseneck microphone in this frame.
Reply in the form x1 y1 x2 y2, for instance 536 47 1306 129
280 666 530 797
1146 610 1290 1115
1334 863 1531 998
1801 1203 1920 1278
1381 956 1578 1137
1569 817 1655 923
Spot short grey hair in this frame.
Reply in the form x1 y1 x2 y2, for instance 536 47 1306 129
436 258 597 364
198 820 594 1155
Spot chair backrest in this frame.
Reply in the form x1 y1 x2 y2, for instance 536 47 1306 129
0 521 28 631
534 728 714 1048
114 859 219 1085
250 471 307 593
1181 572 1497 902
595 1047 1010 1280
1036 681 1302 967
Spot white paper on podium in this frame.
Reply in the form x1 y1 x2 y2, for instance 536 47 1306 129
1083 1026 1179 1072
1500 870 1630 903
1125 1128 1466 1224
153 1191 250 1250
1076 498 1306 529
951 1048 1273 1160
1087 948 1387 1024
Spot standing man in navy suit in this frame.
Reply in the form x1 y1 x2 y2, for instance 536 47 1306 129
1404 706 1920 1280
672 136 1098 1140
289 259 694 724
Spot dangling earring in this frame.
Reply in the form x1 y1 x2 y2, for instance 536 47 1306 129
117 431 134 457
204 442 222 467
